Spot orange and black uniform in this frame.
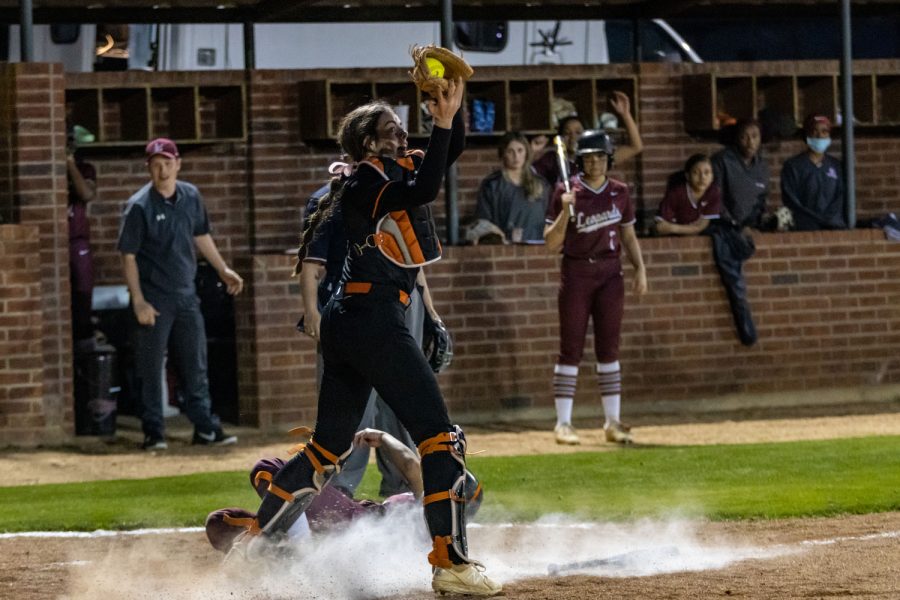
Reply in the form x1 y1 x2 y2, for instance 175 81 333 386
254 110 468 566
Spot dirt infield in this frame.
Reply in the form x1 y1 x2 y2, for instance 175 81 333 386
2 407 899 599
2 512 898 599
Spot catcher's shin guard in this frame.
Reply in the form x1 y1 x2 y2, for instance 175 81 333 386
256 438 350 537
419 425 475 568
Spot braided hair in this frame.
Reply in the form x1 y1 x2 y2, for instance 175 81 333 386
294 101 394 275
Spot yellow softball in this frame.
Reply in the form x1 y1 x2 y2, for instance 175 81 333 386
425 57 445 78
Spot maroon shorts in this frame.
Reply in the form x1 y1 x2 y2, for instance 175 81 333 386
557 256 624 365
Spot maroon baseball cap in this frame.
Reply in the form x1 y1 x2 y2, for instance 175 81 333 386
803 114 832 135
145 138 180 160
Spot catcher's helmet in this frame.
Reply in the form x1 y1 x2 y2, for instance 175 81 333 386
205 508 256 553
464 470 483 519
575 130 615 170
422 314 453 373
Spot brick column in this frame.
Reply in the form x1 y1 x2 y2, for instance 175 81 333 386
0 63 71 445
0 225 49 445
233 254 313 429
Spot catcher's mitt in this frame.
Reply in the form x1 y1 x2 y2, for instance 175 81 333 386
410 44 474 97
422 312 453 373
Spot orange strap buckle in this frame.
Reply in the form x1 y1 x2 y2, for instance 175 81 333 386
423 489 464 507
418 431 458 458
266 481 295 503
222 515 261 535
309 439 340 465
254 469 273 489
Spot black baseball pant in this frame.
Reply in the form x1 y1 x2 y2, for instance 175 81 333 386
255 292 464 563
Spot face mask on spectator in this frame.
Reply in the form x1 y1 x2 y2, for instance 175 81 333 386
806 137 831 154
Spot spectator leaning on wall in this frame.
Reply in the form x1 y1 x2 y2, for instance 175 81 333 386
475 131 550 244
655 153 721 237
780 114 847 231
710 120 765 347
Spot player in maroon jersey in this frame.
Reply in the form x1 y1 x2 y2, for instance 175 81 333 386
543 131 648 445
656 153 721 236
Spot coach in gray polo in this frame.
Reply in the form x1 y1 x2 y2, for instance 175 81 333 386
118 138 243 450
712 119 770 229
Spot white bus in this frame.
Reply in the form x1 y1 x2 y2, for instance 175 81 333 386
4 20 702 72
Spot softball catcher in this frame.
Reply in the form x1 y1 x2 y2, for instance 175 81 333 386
543 131 648 446
227 50 499 596
206 429 484 553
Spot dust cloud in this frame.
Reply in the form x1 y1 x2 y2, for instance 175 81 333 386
65 509 786 599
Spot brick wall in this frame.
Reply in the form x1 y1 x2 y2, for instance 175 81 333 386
0 63 71 445
74 62 900 277
234 230 899 427
66 70 253 289
0 225 58 445
447 233 898 412
640 60 900 229
2 61 899 444
233 254 309 428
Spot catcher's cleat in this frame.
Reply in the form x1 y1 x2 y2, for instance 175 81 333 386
221 530 268 567
604 420 633 444
554 423 580 445
432 563 502 597
222 529 297 568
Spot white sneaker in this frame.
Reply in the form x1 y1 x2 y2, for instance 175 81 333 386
604 420 633 444
432 563 502 596
554 423 580 445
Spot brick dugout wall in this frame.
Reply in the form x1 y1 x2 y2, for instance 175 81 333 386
637 60 900 232
243 230 899 427
1 61 898 444
76 61 900 278
0 225 51 445
0 64 71 445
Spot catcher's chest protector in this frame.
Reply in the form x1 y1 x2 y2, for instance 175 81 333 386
360 155 443 268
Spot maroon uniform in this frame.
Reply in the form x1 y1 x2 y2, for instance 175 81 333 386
68 159 96 342
533 149 575 185
205 457 417 552
656 182 721 225
545 175 635 365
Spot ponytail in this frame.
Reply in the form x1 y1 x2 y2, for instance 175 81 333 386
294 100 393 275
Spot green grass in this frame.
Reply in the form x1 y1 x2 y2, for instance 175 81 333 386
9 471 260 531
469 435 900 522
5 436 899 532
